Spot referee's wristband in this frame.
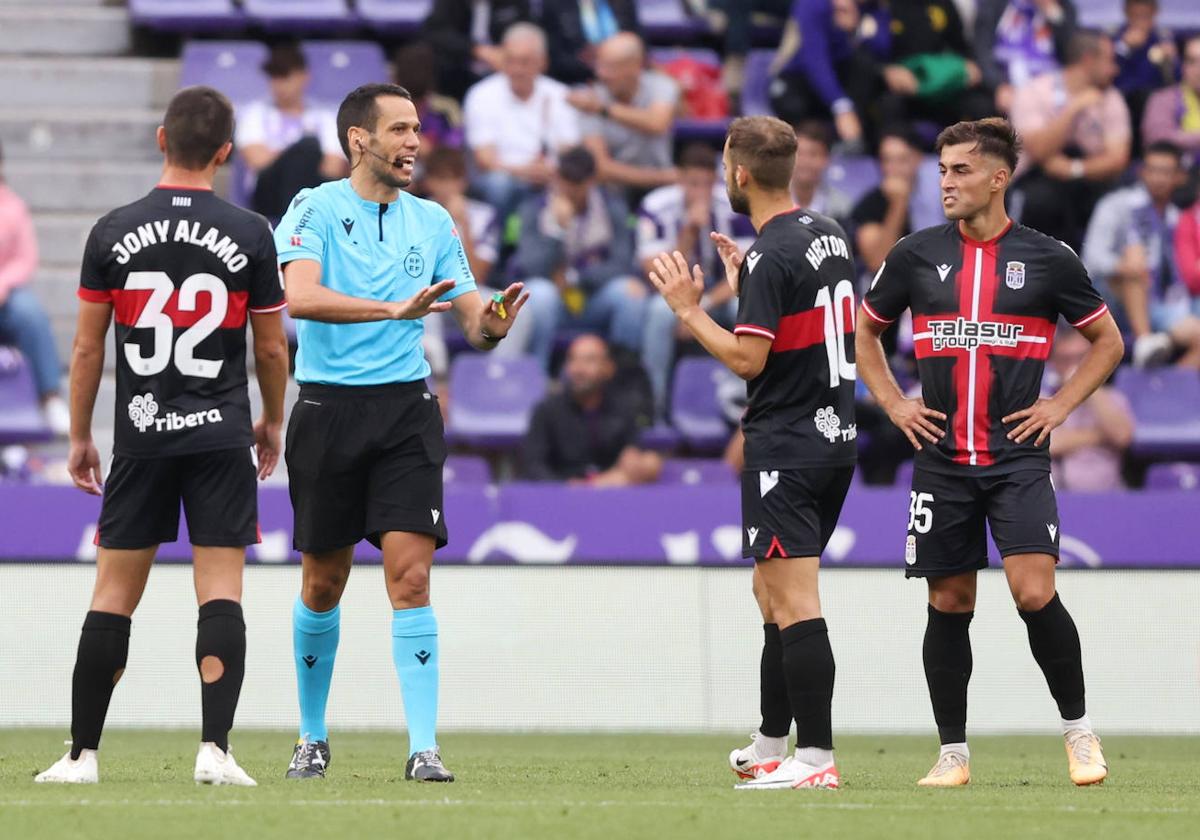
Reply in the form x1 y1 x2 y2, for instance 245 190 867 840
480 328 505 344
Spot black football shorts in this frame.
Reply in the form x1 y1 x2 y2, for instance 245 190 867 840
97 447 259 549
904 466 1060 578
285 380 447 554
741 465 855 560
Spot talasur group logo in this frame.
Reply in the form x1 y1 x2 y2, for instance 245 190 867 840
128 392 159 432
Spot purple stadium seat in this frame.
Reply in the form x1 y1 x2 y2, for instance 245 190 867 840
445 355 547 449
1115 367 1200 459
1144 462 1200 491
180 41 270 102
130 0 243 32
741 50 776 117
639 423 682 452
444 454 491 484
358 0 433 35
0 349 53 445
659 458 736 485
302 42 390 105
242 0 356 33
825 156 880 206
670 358 732 452
637 0 710 43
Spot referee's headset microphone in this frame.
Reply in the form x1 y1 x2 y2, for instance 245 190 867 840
357 141 396 168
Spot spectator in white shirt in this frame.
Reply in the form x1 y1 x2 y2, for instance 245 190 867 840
235 44 347 220
463 22 582 218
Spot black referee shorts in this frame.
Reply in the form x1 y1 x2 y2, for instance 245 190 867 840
97 447 259 550
285 380 448 554
904 466 1060 578
741 465 855 560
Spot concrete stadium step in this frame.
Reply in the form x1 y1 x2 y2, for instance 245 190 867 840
7 160 163 213
34 214 96 268
0 58 178 109
0 108 162 162
0 6 131 56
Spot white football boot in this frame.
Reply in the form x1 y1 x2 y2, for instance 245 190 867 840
729 732 787 780
735 755 840 790
35 749 98 784
194 742 257 786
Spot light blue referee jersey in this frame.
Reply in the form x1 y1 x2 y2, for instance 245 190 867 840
275 179 477 385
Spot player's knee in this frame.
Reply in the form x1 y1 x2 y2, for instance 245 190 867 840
389 562 430 604
301 572 346 612
928 586 975 613
1012 584 1055 612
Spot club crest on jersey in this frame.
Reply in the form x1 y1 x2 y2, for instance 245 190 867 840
905 535 917 566
1005 260 1026 290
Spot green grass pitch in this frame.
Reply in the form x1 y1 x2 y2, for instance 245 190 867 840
1 731 1196 839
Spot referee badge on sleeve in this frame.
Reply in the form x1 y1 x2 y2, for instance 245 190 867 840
290 235 303 247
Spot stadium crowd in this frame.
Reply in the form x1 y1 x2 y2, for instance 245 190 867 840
3 0 1200 491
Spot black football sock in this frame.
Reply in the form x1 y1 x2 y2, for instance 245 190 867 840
759 623 791 738
70 611 131 759
780 618 835 750
196 599 246 753
1018 593 1086 721
923 605 973 745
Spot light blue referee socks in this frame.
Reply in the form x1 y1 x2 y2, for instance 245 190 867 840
391 605 439 756
293 598 340 742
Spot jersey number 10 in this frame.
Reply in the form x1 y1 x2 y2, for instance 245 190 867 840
124 271 227 379
814 279 857 387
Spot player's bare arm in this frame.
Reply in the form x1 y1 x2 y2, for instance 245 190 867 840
450 282 531 350
855 311 946 451
66 300 112 495
1004 313 1124 445
249 310 290 480
648 250 770 380
284 259 456 323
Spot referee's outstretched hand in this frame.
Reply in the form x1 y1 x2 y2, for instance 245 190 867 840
392 280 458 320
68 438 103 495
884 396 947 452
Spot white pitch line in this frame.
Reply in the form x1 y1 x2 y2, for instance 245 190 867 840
0 798 1193 816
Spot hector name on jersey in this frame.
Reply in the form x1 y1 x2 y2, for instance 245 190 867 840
733 208 858 470
78 187 286 458
862 221 1109 475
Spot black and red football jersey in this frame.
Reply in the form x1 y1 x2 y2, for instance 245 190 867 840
734 208 858 470
78 186 286 458
862 220 1109 475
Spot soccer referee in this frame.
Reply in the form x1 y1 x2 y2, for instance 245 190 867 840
275 83 527 782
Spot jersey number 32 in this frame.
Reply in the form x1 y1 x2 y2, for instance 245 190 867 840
124 271 228 379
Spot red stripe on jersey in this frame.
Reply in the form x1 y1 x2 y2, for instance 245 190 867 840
912 314 1055 360
249 300 288 315
860 299 895 324
770 304 855 353
734 324 776 340
77 287 112 303
112 288 248 329
951 249 973 465
1071 303 1109 329
972 243 1000 467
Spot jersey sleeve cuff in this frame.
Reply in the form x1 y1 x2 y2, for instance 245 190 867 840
438 278 477 302
249 300 288 314
734 324 776 340
861 299 896 325
276 249 322 266
1069 303 1108 329
77 287 112 303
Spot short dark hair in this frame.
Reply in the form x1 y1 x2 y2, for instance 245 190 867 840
878 123 923 153
423 146 467 180
336 83 413 160
725 116 797 192
1065 30 1109 65
163 86 234 170
1144 140 1184 165
793 119 834 152
558 145 596 183
262 43 307 78
678 143 717 171
935 117 1022 173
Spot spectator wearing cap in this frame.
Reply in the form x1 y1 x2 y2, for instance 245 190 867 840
974 0 1077 115
568 32 681 204
0 140 68 435
1011 30 1131 252
521 333 661 485
507 145 645 368
1084 141 1200 369
638 144 755 420
539 0 640 85
235 43 346 221
1142 34 1200 155
463 22 582 221
422 0 531 101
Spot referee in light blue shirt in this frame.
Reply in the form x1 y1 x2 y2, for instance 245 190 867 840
274 83 528 784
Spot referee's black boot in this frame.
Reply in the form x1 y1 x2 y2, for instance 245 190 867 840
285 737 330 779
405 749 454 782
